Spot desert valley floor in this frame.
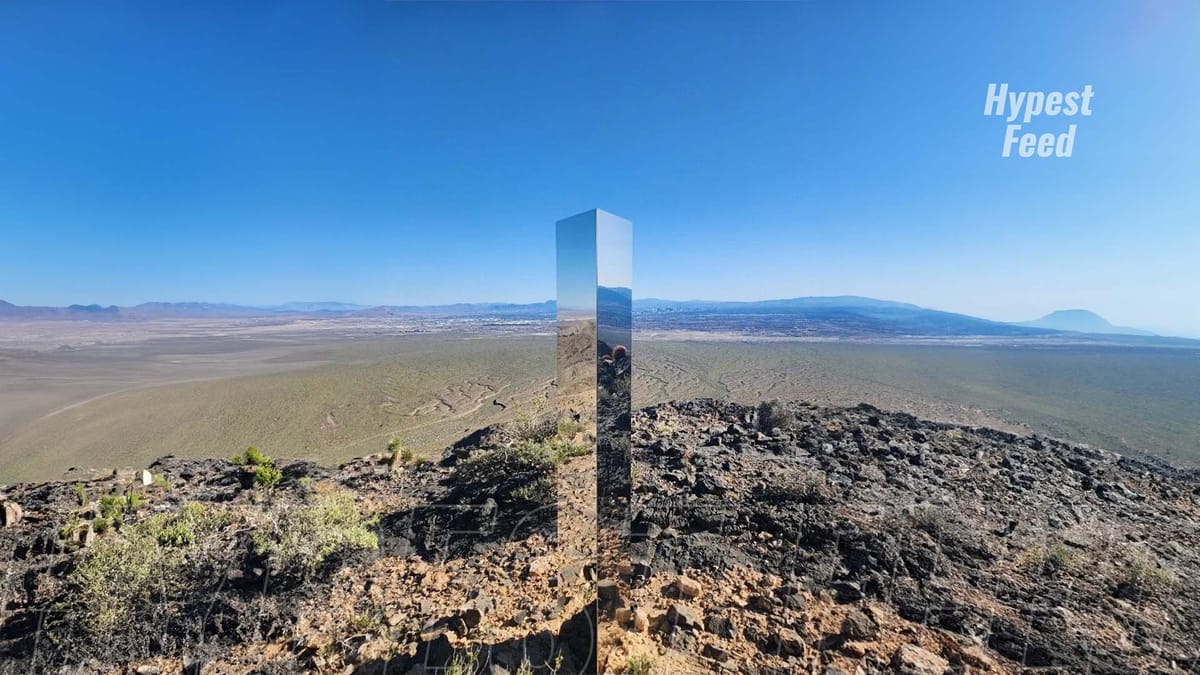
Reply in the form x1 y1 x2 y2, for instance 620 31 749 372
2 319 1199 482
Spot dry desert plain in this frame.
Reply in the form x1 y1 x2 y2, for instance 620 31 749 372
2 316 1199 483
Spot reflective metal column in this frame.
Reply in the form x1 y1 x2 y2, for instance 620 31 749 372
555 209 632 673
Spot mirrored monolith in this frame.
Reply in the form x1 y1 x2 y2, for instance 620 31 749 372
555 209 632 674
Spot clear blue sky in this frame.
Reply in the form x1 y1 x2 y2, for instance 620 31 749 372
1 2 1197 335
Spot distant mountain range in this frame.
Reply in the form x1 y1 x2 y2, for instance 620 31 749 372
0 296 1178 342
1017 309 1156 336
0 299 555 321
632 295 1057 338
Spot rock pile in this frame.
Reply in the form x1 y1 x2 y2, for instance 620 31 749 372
0 399 1197 674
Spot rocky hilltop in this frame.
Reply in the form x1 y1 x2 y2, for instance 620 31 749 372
1 399 1198 674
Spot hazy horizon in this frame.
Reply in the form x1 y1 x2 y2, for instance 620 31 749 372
3 292 1193 339
2 3 1197 336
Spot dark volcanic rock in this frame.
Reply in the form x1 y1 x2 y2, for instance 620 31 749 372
629 399 1200 674
1 398 1198 674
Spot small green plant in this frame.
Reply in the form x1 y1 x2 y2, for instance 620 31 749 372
245 446 269 466
74 484 87 506
387 437 414 470
99 491 142 520
446 648 480 675
1022 542 1078 577
1119 549 1179 596
626 654 655 675
254 463 283 489
58 512 81 542
548 438 589 464
232 445 284 488
91 517 110 535
349 613 380 634
232 446 271 466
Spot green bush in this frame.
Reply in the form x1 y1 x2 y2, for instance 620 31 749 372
1022 542 1078 577
245 446 269 466
68 503 231 636
550 438 589 463
387 437 414 469
232 446 271 466
446 649 480 675
70 522 167 634
626 654 655 675
454 441 560 506
1119 550 1179 596
98 491 143 523
252 491 378 580
254 463 283 489
557 418 588 440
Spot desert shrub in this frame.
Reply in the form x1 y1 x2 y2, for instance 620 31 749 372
67 502 232 637
98 494 125 520
1118 549 1179 597
446 648 480 675
348 613 381 635
511 400 556 443
98 491 143 524
74 483 87 506
231 445 284 488
254 463 283 489
758 469 826 504
756 400 794 433
1021 542 1079 577
907 504 956 537
626 654 655 675
69 520 169 634
156 502 234 547
252 491 378 581
232 445 270 466
453 441 559 506
387 437 414 469
557 418 588 440
550 438 590 463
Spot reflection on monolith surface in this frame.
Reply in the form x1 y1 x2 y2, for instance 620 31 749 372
555 209 632 674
